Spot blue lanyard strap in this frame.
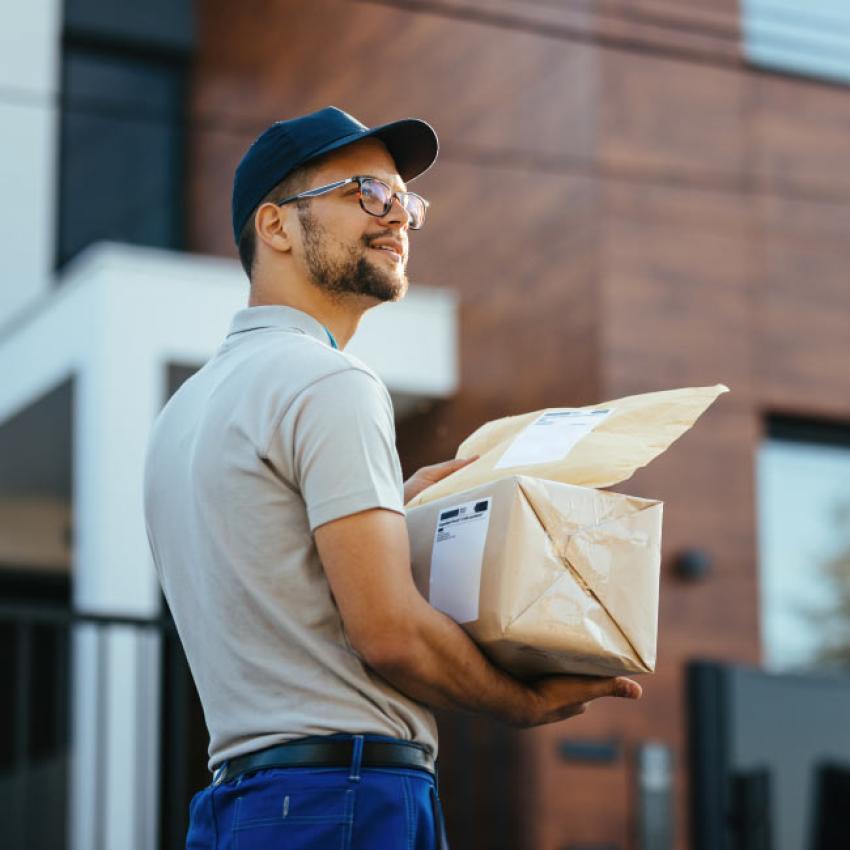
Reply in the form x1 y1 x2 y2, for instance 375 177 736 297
324 326 339 349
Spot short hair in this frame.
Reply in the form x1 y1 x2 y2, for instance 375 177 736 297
237 161 318 280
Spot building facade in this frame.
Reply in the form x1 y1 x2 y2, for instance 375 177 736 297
188 1 850 845
3 1 850 849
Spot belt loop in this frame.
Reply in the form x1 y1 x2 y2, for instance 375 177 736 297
213 763 226 787
349 734 365 782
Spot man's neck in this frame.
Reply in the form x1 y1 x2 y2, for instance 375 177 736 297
248 283 371 350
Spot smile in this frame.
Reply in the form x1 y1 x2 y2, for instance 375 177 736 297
370 246 403 263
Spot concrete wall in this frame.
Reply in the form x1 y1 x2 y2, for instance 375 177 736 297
0 0 60 325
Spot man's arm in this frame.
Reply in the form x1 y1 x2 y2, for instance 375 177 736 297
314 507 641 728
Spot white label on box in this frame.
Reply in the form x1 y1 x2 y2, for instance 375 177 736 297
429 497 492 624
494 408 613 469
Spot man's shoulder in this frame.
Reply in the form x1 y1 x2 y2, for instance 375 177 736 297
240 330 388 402
300 348 390 410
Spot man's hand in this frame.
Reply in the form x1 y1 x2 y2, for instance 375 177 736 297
403 456 479 504
518 674 642 727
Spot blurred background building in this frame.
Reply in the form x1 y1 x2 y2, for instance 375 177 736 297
2 1 850 849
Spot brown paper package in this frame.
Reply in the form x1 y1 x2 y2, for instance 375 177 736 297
408 476 661 678
405 385 728 678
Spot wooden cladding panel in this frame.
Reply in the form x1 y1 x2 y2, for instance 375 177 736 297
190 0 599 256
599 181 755 398
754 194 850 418
374 0 742 64
594 34 850 431
597 48 749 182
191 0 598 159
752 71 850 197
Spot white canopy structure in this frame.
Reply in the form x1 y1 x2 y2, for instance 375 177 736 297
0 241 458 850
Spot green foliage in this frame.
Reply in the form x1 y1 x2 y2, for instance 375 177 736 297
813 502 850 669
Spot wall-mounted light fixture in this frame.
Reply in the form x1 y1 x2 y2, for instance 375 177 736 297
673 549 712 581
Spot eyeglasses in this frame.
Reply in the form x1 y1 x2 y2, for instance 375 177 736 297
276 175 429 230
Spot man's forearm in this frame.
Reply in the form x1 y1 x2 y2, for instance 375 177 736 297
364 596 537 726
316 507 640 726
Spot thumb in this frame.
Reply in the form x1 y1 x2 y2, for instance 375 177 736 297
584 676 642 702
608 677 642 700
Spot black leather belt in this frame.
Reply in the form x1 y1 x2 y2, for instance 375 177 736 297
214 738 435 785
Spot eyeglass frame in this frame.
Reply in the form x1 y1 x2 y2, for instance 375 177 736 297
275 175 430 230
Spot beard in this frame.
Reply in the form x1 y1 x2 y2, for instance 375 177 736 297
298 206 408 303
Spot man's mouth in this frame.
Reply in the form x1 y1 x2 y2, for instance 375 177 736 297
368 240 405 262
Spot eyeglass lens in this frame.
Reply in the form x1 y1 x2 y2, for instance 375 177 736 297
359 178 426 229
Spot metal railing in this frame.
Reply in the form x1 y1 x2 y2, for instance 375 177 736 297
0 602 204 850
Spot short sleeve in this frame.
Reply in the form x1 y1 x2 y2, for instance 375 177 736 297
267 367 405 530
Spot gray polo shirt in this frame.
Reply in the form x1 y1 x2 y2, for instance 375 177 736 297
143 305 437 770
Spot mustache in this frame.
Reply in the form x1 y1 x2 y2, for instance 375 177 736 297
362 229 401 248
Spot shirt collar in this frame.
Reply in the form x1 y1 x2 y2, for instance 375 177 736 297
226 305 335 347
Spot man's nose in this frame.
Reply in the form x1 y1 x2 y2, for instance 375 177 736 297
378 194 410 230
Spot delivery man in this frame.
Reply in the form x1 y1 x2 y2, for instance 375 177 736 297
143 106 642 850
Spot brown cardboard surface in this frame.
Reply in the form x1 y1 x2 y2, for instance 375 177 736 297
407 476 662 678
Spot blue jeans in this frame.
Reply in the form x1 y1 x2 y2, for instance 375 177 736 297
186 734 450 849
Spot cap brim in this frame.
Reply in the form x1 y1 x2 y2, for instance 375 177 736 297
306 118 439 183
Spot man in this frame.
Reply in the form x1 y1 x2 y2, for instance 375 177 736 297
143 106 641 850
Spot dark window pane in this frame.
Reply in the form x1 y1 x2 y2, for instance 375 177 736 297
65 0 194 54
58 47 185 267
65 47 183 115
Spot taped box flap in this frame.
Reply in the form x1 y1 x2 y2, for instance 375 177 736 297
407 384 728 507
518 477 662 672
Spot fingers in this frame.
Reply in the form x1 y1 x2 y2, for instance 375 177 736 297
555 683 639 723
426 455 480 480
444 454 479 471
545 703 588 724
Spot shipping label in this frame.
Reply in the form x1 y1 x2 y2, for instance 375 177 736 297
494 408 613 469
429 497 492 624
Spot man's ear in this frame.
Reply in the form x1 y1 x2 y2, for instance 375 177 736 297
255 202 295 254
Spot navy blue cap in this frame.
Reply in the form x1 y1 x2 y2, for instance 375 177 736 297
231 106 439 243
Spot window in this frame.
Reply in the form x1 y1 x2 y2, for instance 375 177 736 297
742 0 850 86
56 0 193 268
756 417 850 670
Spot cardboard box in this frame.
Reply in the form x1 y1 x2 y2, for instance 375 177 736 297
407 475 662 678
405 385 728 678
